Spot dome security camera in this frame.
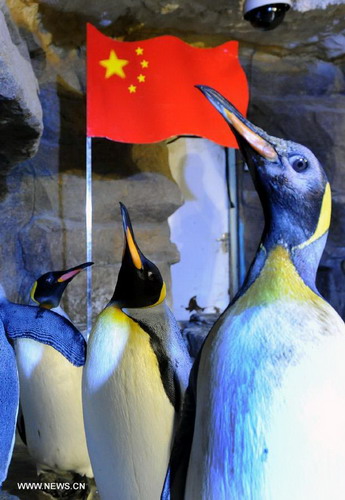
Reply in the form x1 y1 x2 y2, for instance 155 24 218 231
243 0 292 31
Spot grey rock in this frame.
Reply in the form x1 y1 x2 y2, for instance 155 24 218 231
0 5 42 164
316 259 345 318
243 51 345 98
247 96 345 184
32 1 345 59
51 172 183 224
93 222 179 265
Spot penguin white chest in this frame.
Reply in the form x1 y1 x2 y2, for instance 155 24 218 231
186 298 345 500
15 338 91 476
83 307 175 500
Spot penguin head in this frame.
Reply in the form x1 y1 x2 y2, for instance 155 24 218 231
31 262 93 309
197 85 331 251
111 203 166 308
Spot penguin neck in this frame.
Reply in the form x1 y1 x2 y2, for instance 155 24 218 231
108 299 120 308
240 229 328 300
122 302 167 324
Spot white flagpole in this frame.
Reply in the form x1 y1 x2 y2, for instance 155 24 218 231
226 147 240 299
86 136 93 335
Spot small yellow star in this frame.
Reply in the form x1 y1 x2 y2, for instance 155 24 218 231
137 74 146 83
100 50 129 79
140 60 149 68
128 84 137 93
135 47 144 55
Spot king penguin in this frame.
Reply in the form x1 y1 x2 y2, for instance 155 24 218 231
83 203 192 500
162 86 345 500
14 262 94 486
0 285 86 486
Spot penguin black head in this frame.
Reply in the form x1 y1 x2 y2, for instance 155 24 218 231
197 85 331 251
31 262 94 309
111 203 166 308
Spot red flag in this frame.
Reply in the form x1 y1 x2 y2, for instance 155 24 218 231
87 24 248 147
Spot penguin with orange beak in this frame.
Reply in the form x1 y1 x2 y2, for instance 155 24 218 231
14 262 94 488
29 262 92 311
0 284 86 487
83 204 191 500
162 86 345 500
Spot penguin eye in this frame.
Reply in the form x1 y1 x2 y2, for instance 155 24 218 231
147 271 154 280
290 156 309 172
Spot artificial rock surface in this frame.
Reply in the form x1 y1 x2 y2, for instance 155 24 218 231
0 1 42 165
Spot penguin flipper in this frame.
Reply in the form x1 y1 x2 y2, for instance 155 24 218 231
0 322 19 486
0 302 86 367
161 354 200 500
123 305 191 413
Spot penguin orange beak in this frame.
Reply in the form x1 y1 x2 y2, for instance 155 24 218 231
119 202 143 270
57 262 94 283
196 85 278 162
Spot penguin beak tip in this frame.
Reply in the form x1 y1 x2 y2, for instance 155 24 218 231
57 262 92 283
119 202 131 231
199 87 278 162
119 206 143 270
197 85 238 122
196 85 218 104
195 84 207 93
82 261 94 269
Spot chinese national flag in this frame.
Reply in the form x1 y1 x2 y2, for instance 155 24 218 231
87 24 248 147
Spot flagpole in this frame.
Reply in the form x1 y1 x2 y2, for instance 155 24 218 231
226 147 240 299
86 136 93 335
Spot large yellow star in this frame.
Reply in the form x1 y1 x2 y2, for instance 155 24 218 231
100 50 129 79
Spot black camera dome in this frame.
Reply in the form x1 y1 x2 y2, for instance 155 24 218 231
244 2 291 31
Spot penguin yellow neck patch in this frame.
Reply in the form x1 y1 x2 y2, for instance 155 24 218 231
143 283 167 309
148 282 167 308
233 246 322 314
30 281 38 304
295 183 332 250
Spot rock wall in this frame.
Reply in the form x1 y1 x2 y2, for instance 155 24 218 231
0 2 185 330
0 1 42 163
9 83 181 329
